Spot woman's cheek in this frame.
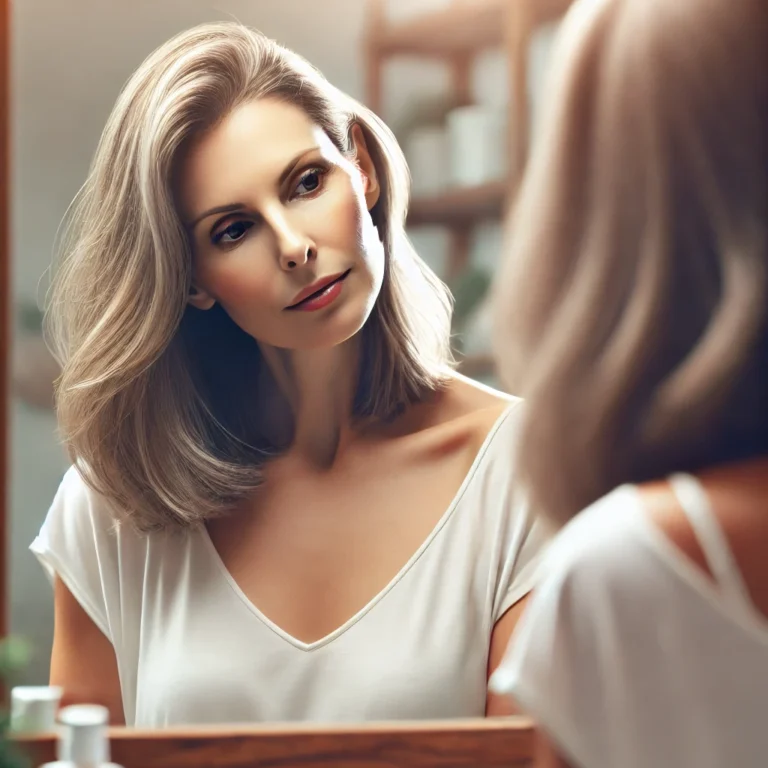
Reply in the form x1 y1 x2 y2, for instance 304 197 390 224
306 183 366 251
206 254 276 308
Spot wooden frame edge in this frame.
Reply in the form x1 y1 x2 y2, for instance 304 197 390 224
15 718 536 767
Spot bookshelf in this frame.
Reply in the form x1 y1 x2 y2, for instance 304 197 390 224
364 0 574 378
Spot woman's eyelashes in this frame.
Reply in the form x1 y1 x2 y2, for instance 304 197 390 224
294 166 327 197
209 166 330 246
211 219 254 245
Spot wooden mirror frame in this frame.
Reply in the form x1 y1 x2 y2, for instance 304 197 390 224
16 719 536 767
1 0 10 641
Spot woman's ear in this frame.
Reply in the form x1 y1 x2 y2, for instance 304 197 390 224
188 284 216 310
350 123 381 211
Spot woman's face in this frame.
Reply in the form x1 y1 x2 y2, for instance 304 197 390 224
177 98 384 351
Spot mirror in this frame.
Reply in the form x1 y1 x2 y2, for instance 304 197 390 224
5 0 568 732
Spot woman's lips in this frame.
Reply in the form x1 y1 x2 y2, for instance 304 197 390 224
285 269 351 312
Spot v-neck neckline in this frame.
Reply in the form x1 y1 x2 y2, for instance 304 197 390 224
199 403 517 652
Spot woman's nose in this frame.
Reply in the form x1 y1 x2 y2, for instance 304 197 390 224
271 210 316 272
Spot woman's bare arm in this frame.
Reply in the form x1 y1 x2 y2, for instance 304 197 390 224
486 597 528 717
50 576 125 725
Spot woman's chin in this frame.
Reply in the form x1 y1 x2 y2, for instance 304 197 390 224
294 316 369 351
281 299 376 352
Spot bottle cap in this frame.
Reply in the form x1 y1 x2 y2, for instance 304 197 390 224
57 704 110 764
10 686 63 732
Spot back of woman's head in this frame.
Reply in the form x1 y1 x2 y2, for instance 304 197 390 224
46 22 453 531
494 0 768 525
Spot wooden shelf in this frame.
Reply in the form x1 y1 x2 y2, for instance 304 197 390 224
371 1 506 57
407 180 508 227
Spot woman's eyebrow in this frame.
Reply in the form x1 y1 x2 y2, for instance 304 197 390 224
277 146 319 187
187 147 319 231
188 202 246 232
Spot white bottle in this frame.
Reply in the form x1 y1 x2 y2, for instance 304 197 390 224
10 686 63 733
40 704 124 768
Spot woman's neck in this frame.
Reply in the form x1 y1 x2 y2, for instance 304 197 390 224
260 336 361 468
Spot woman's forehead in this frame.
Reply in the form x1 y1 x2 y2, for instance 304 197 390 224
176 99 339 220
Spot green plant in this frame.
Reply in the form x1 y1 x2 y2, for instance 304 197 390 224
0 638 33 768
17 303 44 336
450 266 492 331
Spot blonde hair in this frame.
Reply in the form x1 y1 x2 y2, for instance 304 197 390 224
46 22 454 531
494 0 768 526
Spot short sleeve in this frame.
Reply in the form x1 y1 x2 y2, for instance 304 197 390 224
480 400 554 621
30 466 122 643
490 556 606 767
493 497 551 620
488 489 648 768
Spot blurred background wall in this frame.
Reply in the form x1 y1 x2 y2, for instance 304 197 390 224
9 0 561 683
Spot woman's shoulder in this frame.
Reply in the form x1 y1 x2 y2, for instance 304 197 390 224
50 464 116 527
535 485 661 598
429 372 523 449
53 464 123 523
36 464 152 564
426 375 534 520
442 371 518 412
395 373 526 499
377 372 521 455
435 377 548 616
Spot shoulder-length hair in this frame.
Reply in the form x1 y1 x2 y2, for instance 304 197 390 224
46 22 454 531
494 0 768 526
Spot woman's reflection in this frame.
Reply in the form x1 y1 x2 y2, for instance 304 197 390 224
30 23 548 727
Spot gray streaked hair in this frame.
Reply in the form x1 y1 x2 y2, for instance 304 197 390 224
494 0 768 526
46 22 454 531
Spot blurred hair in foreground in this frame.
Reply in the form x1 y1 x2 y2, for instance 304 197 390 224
494 0 768 525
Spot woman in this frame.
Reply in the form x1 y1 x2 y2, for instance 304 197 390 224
490 0 768 765
31 22 546 726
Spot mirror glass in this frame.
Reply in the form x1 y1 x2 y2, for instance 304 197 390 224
8 0 563 725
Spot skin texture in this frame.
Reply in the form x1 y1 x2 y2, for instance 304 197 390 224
50 97 527 723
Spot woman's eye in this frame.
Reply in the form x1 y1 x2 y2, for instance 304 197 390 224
295 168 324 197
213 220 253 245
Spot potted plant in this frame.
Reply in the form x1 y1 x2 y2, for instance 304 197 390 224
0 637 33 768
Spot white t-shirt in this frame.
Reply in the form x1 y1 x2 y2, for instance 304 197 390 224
32 400 547 727
491 474 768 768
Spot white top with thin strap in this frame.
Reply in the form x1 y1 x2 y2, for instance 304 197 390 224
31 400 547 726
491 473 768 768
